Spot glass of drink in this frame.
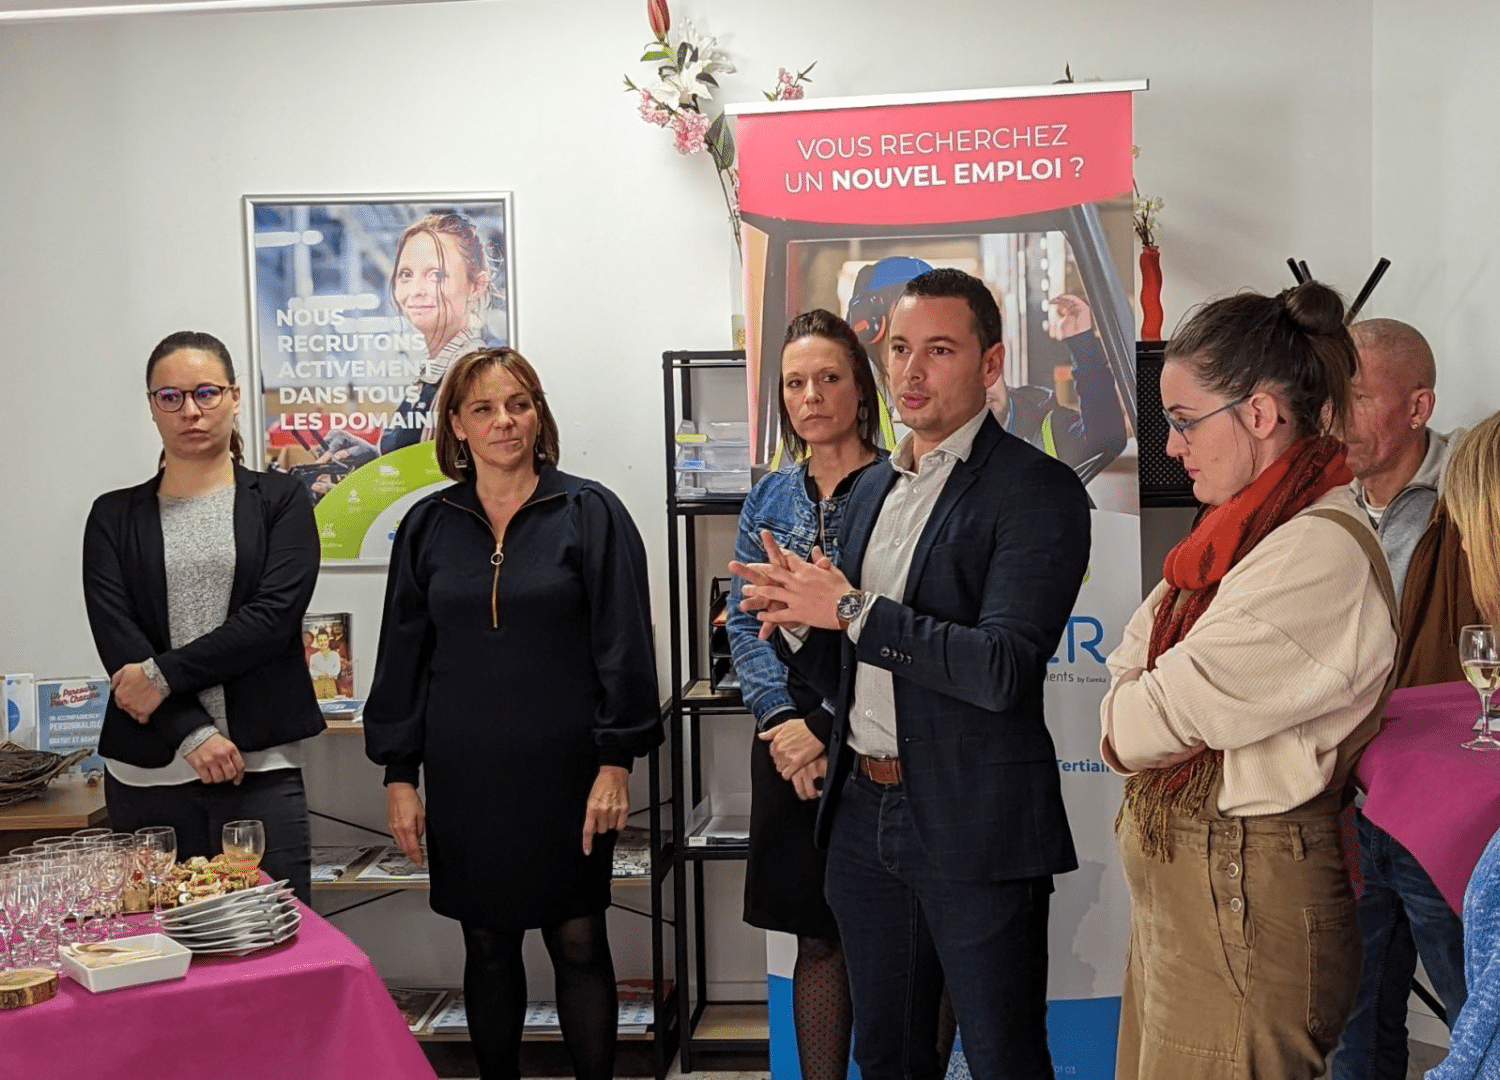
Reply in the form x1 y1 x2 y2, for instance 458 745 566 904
134 827 177 926
1461 624 1500 751
222 820 266 873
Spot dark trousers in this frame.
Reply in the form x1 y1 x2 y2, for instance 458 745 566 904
1331 814 1468 1080
823 772 1054 1080
104 767 313 903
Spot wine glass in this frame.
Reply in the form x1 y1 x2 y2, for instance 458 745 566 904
96 836 136 939
134 827 177 926
222 820 266 873
34 856 70 971
0 858 20 970
1461 625 1500 751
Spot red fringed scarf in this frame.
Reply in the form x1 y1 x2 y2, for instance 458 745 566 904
1122 435 1354 859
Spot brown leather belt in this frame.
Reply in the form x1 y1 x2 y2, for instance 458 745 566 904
857 754 902 786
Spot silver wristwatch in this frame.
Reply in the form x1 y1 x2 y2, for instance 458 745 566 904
836 590 867 629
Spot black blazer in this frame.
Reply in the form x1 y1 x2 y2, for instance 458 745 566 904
82 464 324 768
783 414 1091 883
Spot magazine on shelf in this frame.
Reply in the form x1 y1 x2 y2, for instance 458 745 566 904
356 845 429 882
685 792 751 847
318 697 364 721
428 991 468 1034
523 996 653 1034
611 826 652 879
303 612 355 705
387 986 447 1033
311 845 374 883
34 677 108 776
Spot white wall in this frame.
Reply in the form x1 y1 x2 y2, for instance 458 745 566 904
0 0 1379 996
1371 0 1500 433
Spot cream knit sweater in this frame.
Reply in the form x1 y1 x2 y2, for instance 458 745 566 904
1100 486 1397 816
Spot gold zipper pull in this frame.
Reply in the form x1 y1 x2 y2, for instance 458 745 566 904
491 542 504 567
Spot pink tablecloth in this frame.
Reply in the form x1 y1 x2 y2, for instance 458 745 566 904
0 899 437 1080
1357 679 1500 916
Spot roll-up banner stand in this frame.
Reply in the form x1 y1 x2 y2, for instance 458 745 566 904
728 79 1147 1080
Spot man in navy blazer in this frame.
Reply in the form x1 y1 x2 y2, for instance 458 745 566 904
734 269 1091 1080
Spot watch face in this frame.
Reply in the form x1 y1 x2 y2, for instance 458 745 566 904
837 591 864 620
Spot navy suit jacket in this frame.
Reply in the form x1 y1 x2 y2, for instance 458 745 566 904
782 413 1091 883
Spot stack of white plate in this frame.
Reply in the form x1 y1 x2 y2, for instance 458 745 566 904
159 880 300 956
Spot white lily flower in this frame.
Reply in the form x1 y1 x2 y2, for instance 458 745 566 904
649 71 700 111
674 20 736 75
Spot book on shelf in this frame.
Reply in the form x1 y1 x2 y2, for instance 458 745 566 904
303 612 355 705
33 677 108 776
311 845 374 883
611 826 652 879
387 986 447 1034
356 845 429 882
428 990 468 1034
685 792 751 847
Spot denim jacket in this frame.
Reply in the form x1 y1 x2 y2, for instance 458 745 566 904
728 452 886 735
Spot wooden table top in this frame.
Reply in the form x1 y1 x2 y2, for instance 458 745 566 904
0 778 108 832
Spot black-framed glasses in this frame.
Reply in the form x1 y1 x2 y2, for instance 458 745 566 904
148 384 231 412
1161 396 1246 439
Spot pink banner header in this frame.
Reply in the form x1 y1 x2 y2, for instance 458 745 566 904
736 90 1134 225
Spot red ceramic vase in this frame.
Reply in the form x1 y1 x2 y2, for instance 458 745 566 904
1139 244 1164 341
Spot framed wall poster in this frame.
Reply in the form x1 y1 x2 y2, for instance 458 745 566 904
242 193 516 565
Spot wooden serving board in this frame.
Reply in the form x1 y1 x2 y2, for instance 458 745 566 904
0 968 59 1009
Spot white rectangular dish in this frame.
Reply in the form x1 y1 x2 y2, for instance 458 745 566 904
61 933 192 993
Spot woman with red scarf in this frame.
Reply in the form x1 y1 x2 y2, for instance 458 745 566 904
1101 282 1399 1079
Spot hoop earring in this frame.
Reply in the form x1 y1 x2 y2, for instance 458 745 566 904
534 441 546 464
454 440 470 470
857 401 870 424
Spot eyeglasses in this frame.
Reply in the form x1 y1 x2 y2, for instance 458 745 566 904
148 384 231 412
1161 396 1246 439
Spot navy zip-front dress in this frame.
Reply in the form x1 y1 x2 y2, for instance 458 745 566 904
364 465 662 928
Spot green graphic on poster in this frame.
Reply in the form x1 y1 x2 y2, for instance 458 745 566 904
313 442 450 561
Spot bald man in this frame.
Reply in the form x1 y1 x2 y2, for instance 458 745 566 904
1332 318 1468 1080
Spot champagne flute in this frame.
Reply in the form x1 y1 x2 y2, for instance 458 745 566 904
97 836 136 938
0 859 20 970
222 820 266 873
1461 624 1500 751
134 827 177 926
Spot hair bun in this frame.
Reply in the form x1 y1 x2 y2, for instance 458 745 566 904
1281 281 1347 336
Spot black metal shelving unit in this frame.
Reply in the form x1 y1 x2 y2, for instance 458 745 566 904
662 349 770 1071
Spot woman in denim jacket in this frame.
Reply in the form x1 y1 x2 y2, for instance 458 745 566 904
729 309 886 1080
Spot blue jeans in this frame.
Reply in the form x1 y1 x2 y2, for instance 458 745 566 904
823 773 1053 1080
1330 814 1468 1080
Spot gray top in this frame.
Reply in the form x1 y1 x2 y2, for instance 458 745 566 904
158 485 236 726
1352 428 1452 603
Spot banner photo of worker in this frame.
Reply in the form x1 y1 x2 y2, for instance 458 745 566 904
243 193 514 564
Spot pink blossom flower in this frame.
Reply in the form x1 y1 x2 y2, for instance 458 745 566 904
638 90 671 127
672 111 710 155
775 68 805 100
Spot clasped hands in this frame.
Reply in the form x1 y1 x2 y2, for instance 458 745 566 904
728 529 854 642
112 661 245 785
